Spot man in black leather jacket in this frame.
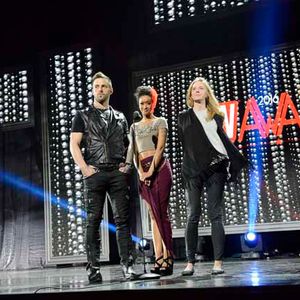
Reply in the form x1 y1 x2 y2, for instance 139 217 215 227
70 71 135 283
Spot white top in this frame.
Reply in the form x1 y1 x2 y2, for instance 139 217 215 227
130 117 168 153
125 117 168 165
193 109 228 157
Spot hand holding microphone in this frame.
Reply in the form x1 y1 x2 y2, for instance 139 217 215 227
133 110 142 123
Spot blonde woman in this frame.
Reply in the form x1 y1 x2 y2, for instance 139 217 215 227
178 77 247 276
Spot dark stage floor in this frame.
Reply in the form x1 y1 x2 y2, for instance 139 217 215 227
1 258 300 299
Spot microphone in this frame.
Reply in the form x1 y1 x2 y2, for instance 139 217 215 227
133 111 142 123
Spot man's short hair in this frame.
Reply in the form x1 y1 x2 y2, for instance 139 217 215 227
92 72 112 87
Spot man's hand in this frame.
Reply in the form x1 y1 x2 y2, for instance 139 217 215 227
81 165 97 178
119 162 132 174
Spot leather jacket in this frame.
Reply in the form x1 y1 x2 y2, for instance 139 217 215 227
76 106 129 167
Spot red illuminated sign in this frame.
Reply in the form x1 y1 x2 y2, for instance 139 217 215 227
220 92 300 144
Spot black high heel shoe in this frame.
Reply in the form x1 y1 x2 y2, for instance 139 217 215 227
150 255 164 274
160 256 173 276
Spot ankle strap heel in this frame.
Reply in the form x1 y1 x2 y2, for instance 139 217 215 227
160 256 173 276
150 255 164 274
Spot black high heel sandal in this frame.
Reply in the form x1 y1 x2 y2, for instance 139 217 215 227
160 256 173 276
150 255 164 274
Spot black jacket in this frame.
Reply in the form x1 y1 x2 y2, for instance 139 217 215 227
75 106 129 167
178 108 247 182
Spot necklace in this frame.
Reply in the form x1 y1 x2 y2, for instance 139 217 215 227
95 108 111 126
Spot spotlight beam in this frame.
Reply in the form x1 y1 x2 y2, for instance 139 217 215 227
0 169 141 244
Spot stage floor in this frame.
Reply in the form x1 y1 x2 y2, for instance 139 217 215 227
1 258 300 298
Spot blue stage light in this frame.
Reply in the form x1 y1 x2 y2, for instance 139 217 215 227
138 238 150 251
0 169 141 244
241 231 262 259
245 232 257 243
244 231 258 248
245 0 281 240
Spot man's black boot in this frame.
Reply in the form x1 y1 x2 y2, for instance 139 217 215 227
87 263 102 284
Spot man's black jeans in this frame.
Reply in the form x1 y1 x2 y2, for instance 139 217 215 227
83 167 132 267
185 170 227 263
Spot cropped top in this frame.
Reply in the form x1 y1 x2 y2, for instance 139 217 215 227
126 117 168 164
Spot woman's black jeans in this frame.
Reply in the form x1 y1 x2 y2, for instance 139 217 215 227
185 169 227 263
83 167 132 268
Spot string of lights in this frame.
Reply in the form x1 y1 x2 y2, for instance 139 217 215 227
153 0 261 25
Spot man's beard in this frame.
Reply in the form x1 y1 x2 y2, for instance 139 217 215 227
95 95 107 103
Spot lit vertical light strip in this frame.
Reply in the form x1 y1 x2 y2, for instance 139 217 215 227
276 51 292 223
225 62 239 224
246 56 262 233
176 0 184 19
178 70 188 228
239 57 251 225
290 48 300 220
153 0 165 25
167 71 178 229
264 53 277 222
187 0 196 17
166 0 175 21
282 48 300 221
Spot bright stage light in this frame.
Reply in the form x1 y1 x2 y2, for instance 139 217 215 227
244 232 259 249
138 238 151 251
245 232 257 243
241 232 263 259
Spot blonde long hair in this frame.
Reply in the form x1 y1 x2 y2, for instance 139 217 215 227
186 77 224 120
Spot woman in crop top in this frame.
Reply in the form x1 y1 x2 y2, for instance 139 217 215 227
124 85 174 276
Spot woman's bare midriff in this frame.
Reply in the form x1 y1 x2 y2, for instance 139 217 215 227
139 149 156 161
